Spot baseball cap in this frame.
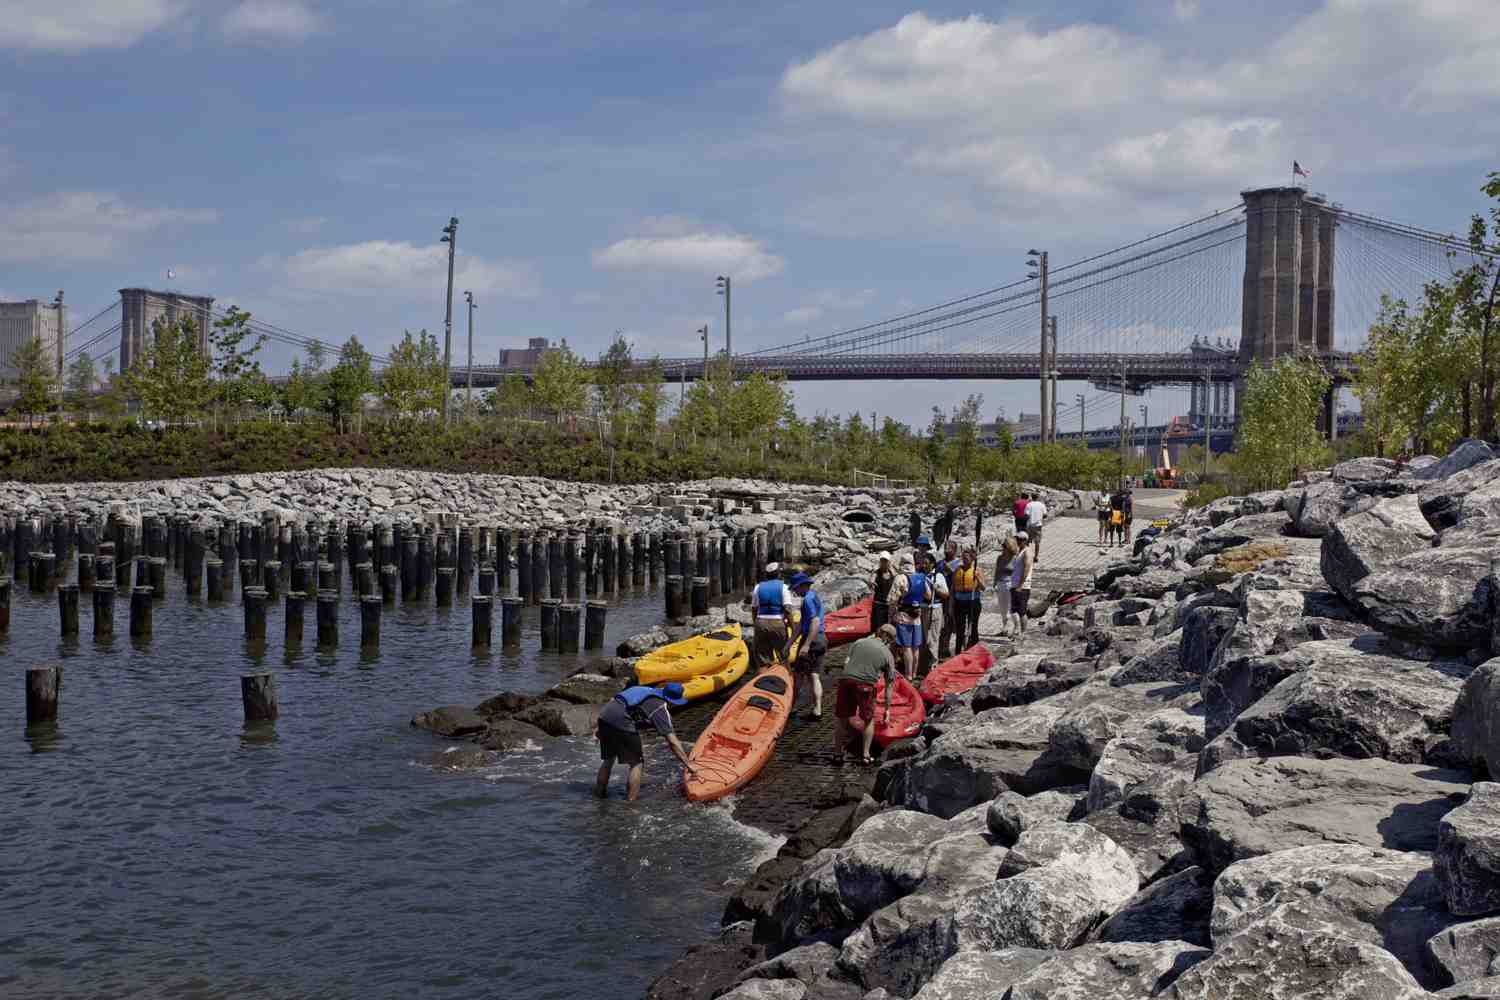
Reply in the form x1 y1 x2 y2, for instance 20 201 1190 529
765 562 780 574
789 571 813 588
1015 531 1029 540
659 682 688 706
916 534 931 547
876 624 897 640
878 550 892 562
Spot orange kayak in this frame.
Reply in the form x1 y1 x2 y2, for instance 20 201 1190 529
919 644 996 705
683 664 793 803
872 673 926 747
825 596 873 647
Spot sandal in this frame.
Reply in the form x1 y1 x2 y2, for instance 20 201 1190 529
860 755 874 766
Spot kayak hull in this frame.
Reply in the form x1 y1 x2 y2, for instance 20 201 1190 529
636 626 744 686
919 644 996 706
871 673 927 747
824 596 873 648
683 664 793 802
679 643 750 702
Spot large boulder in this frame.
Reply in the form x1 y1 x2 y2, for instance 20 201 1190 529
478 719 551 751
1419 457 1500 529
731 942 860 1000
1088 706 1204 815
1334 456 1401 483
1180 606 1238 678
1436 975 1500 998
645 921 768 1000
1454 660 1500 777
409 704 486 737
1202 589 1308 739
1221 638 1470 768
909 949 1051 1000
1181 755 1471 878
1186 512 1294 564
545 673 624 704
1003 940 1210 1000
1352 545 1493 648
1427 917 1500 988
1166 903 1430 999
1110 635 1191 686
1289 480 1349 538
972 665 1091 709
716 981 806 1000
1438 783 1500 918
985 787 1084 846
1320 494 1435 606
1211 844 1453 988
514 699 598 737
1416 440 1498 482
1091 866 1213 947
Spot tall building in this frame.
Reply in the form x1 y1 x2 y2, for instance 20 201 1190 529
0 294 66 381
498 337 555 368
120 288 215 370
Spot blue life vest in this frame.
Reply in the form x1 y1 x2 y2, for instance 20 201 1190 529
900 572 929 609
754 580 785 617
614 686 666 725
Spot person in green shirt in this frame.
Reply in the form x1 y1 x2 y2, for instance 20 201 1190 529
834 625 898 765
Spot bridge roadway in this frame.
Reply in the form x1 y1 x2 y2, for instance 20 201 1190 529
451 350 1357 389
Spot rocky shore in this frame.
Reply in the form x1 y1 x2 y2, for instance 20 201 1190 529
636 442 1500 1000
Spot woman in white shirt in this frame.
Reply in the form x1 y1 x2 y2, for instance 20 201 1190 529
1008 531 1034 635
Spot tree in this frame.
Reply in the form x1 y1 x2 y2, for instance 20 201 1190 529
379 329 445 418
594 333 638 440
120 316 213 424
923 407 946 482
1454 172 1500 439
949 394 984 481
65 352 98 419
532 343 591 425
323 336 375 431
280 351 326 420
94 358 129 422
8 336 57 423
633 357 666 441
1235 355 1333 490
489 372 535 422
207 306 269 425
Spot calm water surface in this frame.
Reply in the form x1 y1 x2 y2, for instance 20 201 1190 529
1 573 777 1000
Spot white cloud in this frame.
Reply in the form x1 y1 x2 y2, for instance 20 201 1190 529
222 1 323 43
0 191 216 262
781 288 877 326
0 0 176 51
1172 0 1200 20
265 240 542 300
592 228 785 283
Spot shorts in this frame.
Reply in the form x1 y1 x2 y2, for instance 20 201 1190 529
752 619 789 667
1097 509 1108 524
894 621 923 648
795 635 827 675
1010 589 1031 617
598 723 643 766
834 677 875 722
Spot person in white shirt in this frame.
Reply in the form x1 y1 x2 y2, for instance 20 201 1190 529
1023 497 1047 564
1009 531 1035 634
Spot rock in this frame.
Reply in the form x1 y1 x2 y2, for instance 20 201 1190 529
1223 637 1470 768
1438 783 1500 917
1435 976 1500 998
474 690 538 719
514 699 598 737
1290 480 1348 538
1417 440 1498 482
1166 903 1430 999
1003 940 1210 1000
717 980 806 1000
409 704 486 737
477 719 551 751
1427 917 1500 988
1333 456 1401 483
1353 545 1493 648
972 665 1090 709
1180 606 1237 678
1320 494 1436 607
618 626 671 656
1419 458 1500 529
645 921 768 1000
1183 756 1471 878
1092 866 1213 946
1110 635 1191 686
1082 799 1192 884
1454 660 1500 776
733 942 855 999
1088 706 1204 815
908 948 1050 1000
1109 568 1183 600
1046 701 1138 771
985 788 1083 846
1202 589 1308 739
1212 844 1453 988
545 673 624 704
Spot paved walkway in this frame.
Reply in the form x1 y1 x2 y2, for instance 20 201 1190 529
1031 488 1186 592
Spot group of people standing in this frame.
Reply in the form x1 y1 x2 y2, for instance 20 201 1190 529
1095 487 1135 548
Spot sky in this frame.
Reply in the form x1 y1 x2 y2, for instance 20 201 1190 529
2 0 1498 429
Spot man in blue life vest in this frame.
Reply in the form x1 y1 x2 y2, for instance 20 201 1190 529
889 554 933 680
750 562 794 668
594 682 697 801
789 571 827 720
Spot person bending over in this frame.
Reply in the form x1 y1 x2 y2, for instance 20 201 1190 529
594 682 696 801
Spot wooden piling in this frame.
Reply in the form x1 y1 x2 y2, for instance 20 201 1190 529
495 529 512 597
563 533 580 600
291 560 310 595
129 586 153 638
691 576 709 617
185 527 205 599
240 673 278 723
648 532 661 586
558 603 581 653
206 557 225 602
718 534 732 596
471 595 492 648
548 534 564 600
316 590 338 647
77 553 95 592
477 563 496 597
26 665 61 725
243 587 268 642
261 561 282 601
0 579 9 634
240 558 259 594
665 575 683 621
380 563 398 604
600 533 616 594
29 551 55 593
665 536 682 579
706 534 721 598
285 591 306 645
401 533 419 598
317 561 335 593
617 532 631 590
500 596 522 648
92 583 113 637
58 584 79 636
436 567 455 607
458 526 474 581
354 561 374 597
540 598 560 651
584 600 607 650
515 532 532 604
418 531 435 596
633 531 647 587
360 594 382 648
530 533 548 606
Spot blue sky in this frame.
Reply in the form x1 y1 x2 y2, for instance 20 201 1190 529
3 0 1497 428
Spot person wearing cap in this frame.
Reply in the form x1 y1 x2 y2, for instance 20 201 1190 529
594 682 697 801
789 572 826 719
749 563 794 668
1008 530 1035 635
835 625 899 766
889 553 933 679
871 551 896 632
1023 494 1047 565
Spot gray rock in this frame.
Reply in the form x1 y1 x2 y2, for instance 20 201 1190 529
909 949 1051 1000
409 704 486 737
1320 494 1435 607
1047 701 1138 771
513 699 598 737
1092 866 1213 946
1224 637 1470 768
1436 976 1500 998
1427 917 1500 988
1417 440 1498 482
477 719 551 750
733 942 850 996
1202 589 1307 740
1454 660 1500 777
1088 706 1205 815
1180 606 1238 678
1438 783 1500 917
985 788 1083 846
1111 635 1191 686
1353 546 1494 648
618 626 671 656
718 980 807 1000
1419 458 1500 529
1334 457 1401 483
1004 940 1209 1000
545 673 624 704
1182 756 1471 878
1082 800 1192 884
1166 903 1430 999
972 665 1091 709
1290 480 1349 538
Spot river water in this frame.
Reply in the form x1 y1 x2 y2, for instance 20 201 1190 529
1 573 780 1000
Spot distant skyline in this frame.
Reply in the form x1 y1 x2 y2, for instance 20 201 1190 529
3 0 1497 427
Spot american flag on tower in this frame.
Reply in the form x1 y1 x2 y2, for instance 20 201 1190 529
1293 161 1310 178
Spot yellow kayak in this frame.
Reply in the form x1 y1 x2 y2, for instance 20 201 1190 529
636 626 746 686
680 642 749 702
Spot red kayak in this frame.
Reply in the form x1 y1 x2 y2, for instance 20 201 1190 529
871 673 926 747
919 644 996 706
824 596 873 648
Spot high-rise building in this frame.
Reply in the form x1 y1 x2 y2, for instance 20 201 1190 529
120 288 215 370
498 336 555 368
0 294 66 381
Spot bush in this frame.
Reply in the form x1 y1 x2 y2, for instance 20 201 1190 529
1182 482 1232 509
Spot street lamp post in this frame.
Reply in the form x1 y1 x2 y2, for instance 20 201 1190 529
1027 250 1049 443
1076 392 1086 438
715 276 731 358
439 217 458 426
464 291 477 418
1139 403 1149 470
